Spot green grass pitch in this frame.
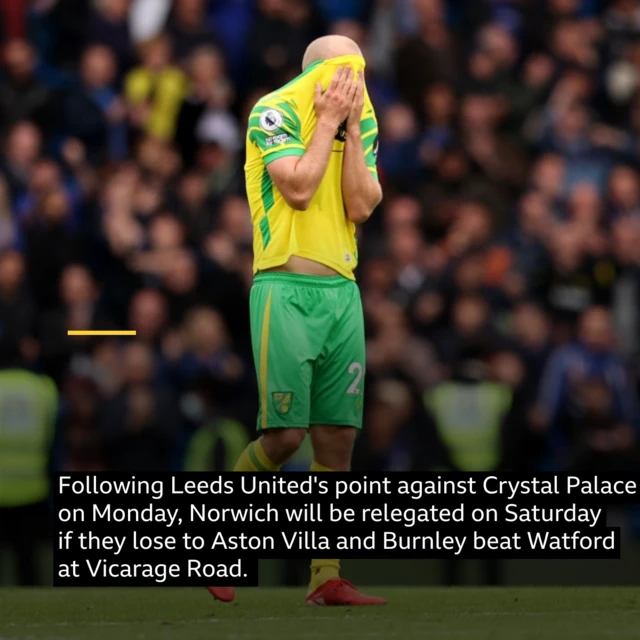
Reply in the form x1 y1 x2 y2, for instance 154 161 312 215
1 587 639 640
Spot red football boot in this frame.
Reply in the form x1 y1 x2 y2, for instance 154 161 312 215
306 578 387 606
207 587 235 602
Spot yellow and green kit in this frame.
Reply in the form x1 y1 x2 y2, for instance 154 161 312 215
244 54 379 430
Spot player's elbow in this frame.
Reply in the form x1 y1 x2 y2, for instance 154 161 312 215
283 189 312 211
346 207 372 225
346 186 382 224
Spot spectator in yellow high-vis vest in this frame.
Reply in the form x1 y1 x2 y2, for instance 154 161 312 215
0 342 58 585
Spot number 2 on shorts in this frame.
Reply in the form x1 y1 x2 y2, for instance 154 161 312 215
346 362 363 395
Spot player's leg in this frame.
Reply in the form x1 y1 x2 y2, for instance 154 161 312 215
306 280 386 606
236 273 314 467
306 426 355 598
234 428 307 471
208 273 313 602
309 425 356 471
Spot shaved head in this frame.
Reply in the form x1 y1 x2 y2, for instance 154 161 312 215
302 35 362 70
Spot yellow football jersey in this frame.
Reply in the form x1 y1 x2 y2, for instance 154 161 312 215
245 54 379 280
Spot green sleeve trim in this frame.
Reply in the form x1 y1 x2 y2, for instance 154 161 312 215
264 147 305 164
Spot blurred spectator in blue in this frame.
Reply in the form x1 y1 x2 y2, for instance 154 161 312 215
378 103 421 187
512 301 553 402
526 0 588 51
498 191 551 288
160 250 208 325
1 121 42 200
37 264 113 384
87 0 135 75
316 0 371 23
529 153 567 218
433 293 505 378
14 157 83 241
128 289 169 350
207 0 255 83
538 74 612 191
58 45 128 164
246 0 326 89
0 39 52 137
129 213 187 290
30 0 88 74
607 165 640 220
0 250 35 348
173 171 215 243
533 223 617 337
169 306 244 391
534 305 639 467
395 0 457 115
166 0 221 63
458 93 527 217
565 376 637 471
353 379 430 472
19 168 84 311
99 340 181 471
421 82 456 152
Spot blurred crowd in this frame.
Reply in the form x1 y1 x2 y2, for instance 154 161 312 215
0 0 639 485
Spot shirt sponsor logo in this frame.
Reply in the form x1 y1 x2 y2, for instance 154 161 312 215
260 109 284 132
265 133 291 147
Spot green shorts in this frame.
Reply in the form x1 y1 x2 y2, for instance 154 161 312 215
250 272 365 430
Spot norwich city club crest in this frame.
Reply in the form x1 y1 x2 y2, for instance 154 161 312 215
272 392 293 416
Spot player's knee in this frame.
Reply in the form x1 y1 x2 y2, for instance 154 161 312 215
261 428 306 464
310 425 356 470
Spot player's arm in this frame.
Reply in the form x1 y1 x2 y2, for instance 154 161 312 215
342 73 382 224
267 67 357 211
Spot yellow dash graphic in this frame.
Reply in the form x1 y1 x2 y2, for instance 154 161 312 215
67 331 137 336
